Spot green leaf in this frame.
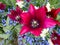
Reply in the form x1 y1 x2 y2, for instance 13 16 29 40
3 12 7 16
3 26 13 33
0 34 10 39
15 24 21 33
10 0 16 7
0 31 3 34
0 27 4 34
45 33 50 40
56 15 60 21
49 0 60 8
6 17 9 26
22 39 26 43
0 23 3 27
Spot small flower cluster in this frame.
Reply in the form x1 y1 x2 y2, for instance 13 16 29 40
18 33 49 45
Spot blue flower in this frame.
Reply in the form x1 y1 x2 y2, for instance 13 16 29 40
13 21 17 26
2 19 6 24
9 19 13 25
2 19 6 26
0 10 4 13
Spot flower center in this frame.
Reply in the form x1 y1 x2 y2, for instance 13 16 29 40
15 16 20 20
31 20 39 28
52 36 57 40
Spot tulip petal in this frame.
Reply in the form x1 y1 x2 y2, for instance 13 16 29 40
30 28 42 36
20 26 30 35
36 6 47 20
8 10 18 20
49 8 60 18
16 6 23 14
44 18 56 28
8 14 15 20
28 4 35 16
21 12 31 25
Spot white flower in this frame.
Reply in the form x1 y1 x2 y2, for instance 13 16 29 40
46 2 51 12
40 28 49 38
35 6 39 9
23 11 28 13
48 39 54 45
16 1 24 8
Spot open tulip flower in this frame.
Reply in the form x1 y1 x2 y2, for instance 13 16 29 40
46 8 60 26
47 8 60 19
51 31 60 45
20 4 56 36
8 6 23 23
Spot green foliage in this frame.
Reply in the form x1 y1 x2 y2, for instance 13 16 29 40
49 0 60 8
0 0 60 45
3 17 12 32
0 34 10 39
56 15 60 21
15 24 21 33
